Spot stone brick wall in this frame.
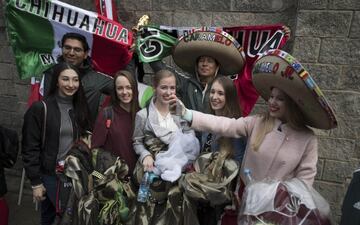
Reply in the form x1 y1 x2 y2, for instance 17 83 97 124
1 0 359 223
293 0 360 222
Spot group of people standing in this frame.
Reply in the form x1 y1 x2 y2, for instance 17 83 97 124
20 28 339 225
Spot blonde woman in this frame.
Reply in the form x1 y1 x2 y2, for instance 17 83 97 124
133 69 199 225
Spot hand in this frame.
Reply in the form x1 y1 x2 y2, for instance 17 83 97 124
282 25 291 39
142 155 154 172
32 184 46 202
132 15 150 33
169 94 185 116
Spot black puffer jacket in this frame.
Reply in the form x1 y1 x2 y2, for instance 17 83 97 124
21 96 80 186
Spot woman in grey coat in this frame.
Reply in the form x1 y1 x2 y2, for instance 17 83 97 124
132 69 199 225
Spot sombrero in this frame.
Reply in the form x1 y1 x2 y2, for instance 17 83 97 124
172 29 246 75
252 49 337 130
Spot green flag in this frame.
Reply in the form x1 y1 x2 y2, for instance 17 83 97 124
136 26 178 63
5 0 132 79
5 0 56 79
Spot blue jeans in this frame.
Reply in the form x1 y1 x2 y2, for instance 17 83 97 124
41 175 57 225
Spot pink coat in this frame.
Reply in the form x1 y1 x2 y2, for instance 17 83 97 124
192 111 318 186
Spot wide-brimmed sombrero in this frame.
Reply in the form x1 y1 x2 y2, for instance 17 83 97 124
252 49 337 130
172 29 246 75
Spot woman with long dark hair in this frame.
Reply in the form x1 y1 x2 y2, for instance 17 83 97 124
181 76 246 225
202 76 246 162
92 70 140 174
22 62 91 225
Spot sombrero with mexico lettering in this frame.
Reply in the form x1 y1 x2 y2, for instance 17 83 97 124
252 49 337 130
172 29 246 75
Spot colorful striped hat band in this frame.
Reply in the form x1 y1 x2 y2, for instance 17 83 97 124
252 49 337 130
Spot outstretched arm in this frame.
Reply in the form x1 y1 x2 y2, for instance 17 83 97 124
191 111 252 138
169 95 252 138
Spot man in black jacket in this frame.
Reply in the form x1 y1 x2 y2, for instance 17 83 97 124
149 30 246 114
0 125 19 225
43 32 113 124
340 168 360 225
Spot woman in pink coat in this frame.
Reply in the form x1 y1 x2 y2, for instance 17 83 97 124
192 88 317 187
171 49 337 188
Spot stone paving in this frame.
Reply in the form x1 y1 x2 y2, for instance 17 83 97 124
6 191 40 225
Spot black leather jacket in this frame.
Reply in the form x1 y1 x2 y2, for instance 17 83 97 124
21 96 80 186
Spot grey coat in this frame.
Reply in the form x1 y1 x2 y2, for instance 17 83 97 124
133 98 194 163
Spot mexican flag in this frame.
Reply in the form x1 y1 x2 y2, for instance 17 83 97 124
5 0 133 80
